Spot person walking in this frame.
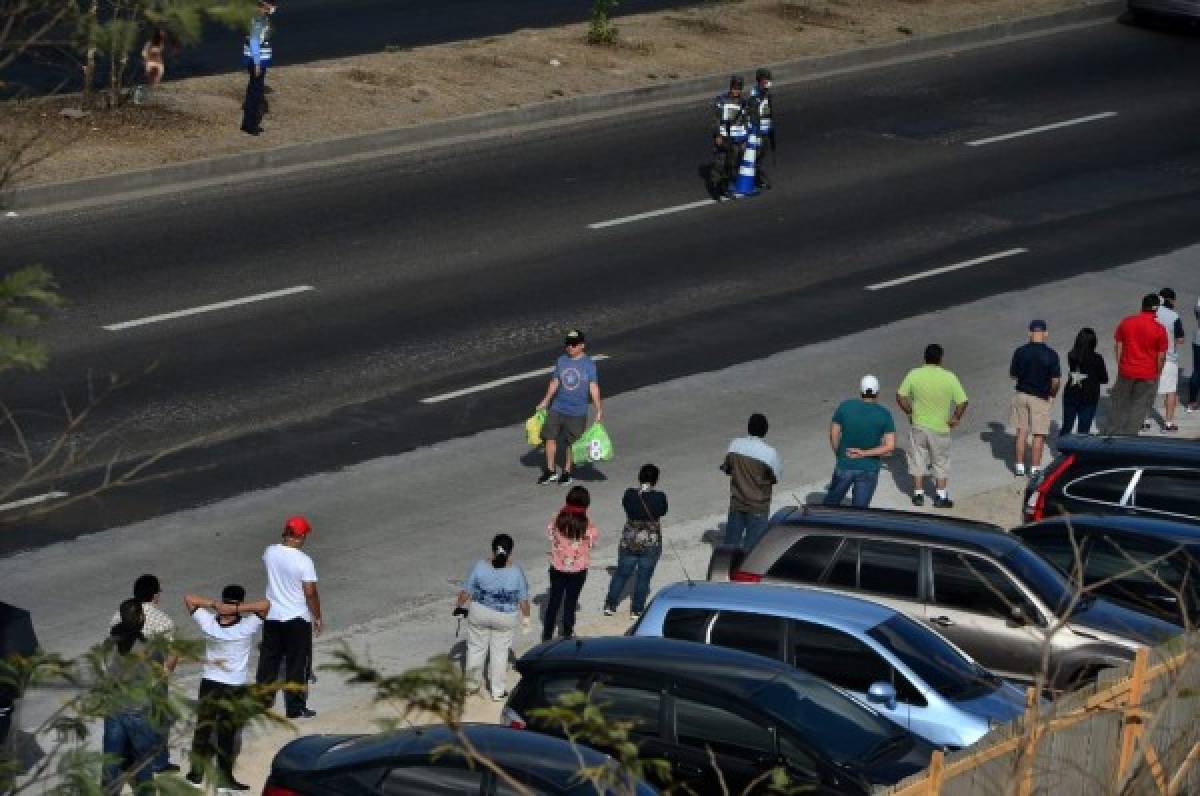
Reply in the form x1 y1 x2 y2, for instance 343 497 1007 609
456 534 530 701
896 344 969 508
1061 327 1108 436
542 486 597 642
535 329 603 485
1189 293 1200 413
1153 288 1186 432
101 599 163 792
1009 320 1062 477
1109 294 1168 435
604 464 669 619
823 376 895 507
709 75 749 198
240 0 275 135
255 515 322 719
721 413 781 550
183 587 269 791
748 68 775 190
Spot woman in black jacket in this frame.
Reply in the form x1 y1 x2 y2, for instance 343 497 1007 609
603 464 668 619
1062 327 1109 435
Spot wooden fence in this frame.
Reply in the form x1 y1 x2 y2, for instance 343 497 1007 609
881 644 1200 796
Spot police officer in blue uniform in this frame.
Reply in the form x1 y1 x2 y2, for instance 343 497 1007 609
709 75 749 199
748 67 775 189
241 0 275 135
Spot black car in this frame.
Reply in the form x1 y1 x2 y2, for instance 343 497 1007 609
262 723 658 795
502 636 933 795
1014 514 1200 626
1023 435 1200 524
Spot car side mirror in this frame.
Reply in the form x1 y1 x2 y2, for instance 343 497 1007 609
866 681 898 711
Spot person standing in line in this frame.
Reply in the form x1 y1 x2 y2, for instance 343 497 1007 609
604 464 669 619
896 344 969 509
535 329 603 486
709 75 749 198
542 486 598 642
255 515 322 719
1189 293 1200 413
823 376 895 508
1061 327 1108 436
456 534 530 702
1009 320 1062 477
721 413 781 550
1153 288 1186 432
183 587 269 791
1109 294 1168 435
240 0 275 135
748 68 775 190
100 599 162 792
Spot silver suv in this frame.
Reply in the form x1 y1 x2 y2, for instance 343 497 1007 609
708 506 1181 691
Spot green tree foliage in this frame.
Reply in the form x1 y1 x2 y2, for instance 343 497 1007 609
0 265 61 375
587 0 619 45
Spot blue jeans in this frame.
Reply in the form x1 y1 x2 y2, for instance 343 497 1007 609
822 468 880 508
1061 398 1098 435
102 710 159 790
724 510 769 550
605 547 662 614
1190 343 1200 406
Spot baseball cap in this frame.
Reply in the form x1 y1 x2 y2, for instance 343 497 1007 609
860 374 880 396
1029 319 1047 332
564 329 586 346
1159 287 1176 301
284 515 312 537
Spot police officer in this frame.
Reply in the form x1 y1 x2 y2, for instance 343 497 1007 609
749 67 775 189
240 0 275 135
710 75 749 199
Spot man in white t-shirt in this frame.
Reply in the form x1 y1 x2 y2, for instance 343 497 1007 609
254 515 322 719
183 586 268 791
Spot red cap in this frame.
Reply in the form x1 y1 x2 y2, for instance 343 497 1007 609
284 515 312 537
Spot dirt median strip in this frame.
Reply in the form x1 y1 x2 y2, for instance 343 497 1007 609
4 0 1116 209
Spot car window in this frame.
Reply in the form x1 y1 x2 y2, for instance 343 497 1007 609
1085 534 1193 616
867 615 998 701
776 733 820 779
859 540 920 598
590 676 661 738
542 673 588 707
767 535 843 582
1018 526 1090 584
790 620 923 705
1066 469 1135 504
711 610 786 661
673 694 775 760
381 765 483 795
663 607 716 643
931 551 1037 621
826 539 858 590
1134 470 1200 518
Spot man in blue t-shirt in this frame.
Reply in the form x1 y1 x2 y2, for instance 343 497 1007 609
823 375 896 508
535 330 604 485
1009 320 1061 477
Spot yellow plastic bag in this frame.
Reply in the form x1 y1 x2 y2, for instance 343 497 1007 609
525 409 547 446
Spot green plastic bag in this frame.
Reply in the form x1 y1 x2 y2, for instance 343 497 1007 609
572 422 614 463
525 409 547 446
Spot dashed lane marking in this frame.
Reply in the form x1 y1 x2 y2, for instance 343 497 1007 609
103 285 315 331
588 200 717 229
865 248 1028 291
966 112 1118 147
420 355 612 404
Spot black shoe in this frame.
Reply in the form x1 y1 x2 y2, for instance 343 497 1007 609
932 496 954 509
240 125 262 136
287 707 317 719
911 493 925 507
218 778 250 791
536 469 559 485
558 471 572 486
185 770 203 786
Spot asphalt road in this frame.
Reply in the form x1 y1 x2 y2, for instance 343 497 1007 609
3 18 1200 551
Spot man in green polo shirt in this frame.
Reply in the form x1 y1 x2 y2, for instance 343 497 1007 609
896 344 969 509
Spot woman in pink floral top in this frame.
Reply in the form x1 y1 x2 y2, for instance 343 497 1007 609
542 485 598 642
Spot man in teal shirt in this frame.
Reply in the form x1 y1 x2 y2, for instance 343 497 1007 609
824 375 896 508
896 344 969 509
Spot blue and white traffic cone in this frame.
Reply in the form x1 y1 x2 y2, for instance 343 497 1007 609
731 126 761 199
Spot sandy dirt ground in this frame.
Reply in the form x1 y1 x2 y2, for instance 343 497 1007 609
1 0 1088 188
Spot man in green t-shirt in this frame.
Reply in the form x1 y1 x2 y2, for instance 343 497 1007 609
823 375 895 508
896 344 969 509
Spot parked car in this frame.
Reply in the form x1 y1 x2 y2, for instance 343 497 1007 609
262 723 658 795
1023 435 1200 524
1013 514 1200 626
632 581 1027 749
503 636 933 794
708 505 1182 690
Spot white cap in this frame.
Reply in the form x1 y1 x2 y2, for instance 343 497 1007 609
860 374 880 396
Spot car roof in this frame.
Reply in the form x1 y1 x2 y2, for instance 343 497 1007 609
1017 514 1200 546
776 505 1018 558
1054 434 1200 464
651 580 896 632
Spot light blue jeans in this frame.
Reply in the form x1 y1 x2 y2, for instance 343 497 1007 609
605 547 662 614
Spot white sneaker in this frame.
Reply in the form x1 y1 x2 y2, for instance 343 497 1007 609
1030 466 1042 478
1015 463 1026 477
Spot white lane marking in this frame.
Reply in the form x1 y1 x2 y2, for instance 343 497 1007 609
0 491 68 512
588 199 716 230
421 355 612 404
865 248 1028 291
966 112 1118 147
103 285 315 331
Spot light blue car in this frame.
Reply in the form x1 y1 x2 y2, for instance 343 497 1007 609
633 581 1029 749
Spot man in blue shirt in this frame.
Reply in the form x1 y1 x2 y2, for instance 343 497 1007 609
823 375 895 508
535 330 603 485
1009 320 1061 477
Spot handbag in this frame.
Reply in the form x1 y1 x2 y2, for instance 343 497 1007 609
620 490 662 554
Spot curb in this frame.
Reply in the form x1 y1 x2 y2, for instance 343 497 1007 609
9 0 1121 211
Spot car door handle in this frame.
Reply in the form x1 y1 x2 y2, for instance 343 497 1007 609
928 616 955 628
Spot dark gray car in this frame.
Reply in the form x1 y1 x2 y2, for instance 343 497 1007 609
708 506 1181 691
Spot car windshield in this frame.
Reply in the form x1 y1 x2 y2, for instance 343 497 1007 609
1001 545 1075 616
867 615 999 701
751 675 905 765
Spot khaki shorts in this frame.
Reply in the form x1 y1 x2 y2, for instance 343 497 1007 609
907 426 951 480
1158 363 1179 395
1010 392 1052 436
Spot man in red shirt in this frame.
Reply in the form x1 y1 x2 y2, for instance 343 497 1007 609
1109 294 1168 434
